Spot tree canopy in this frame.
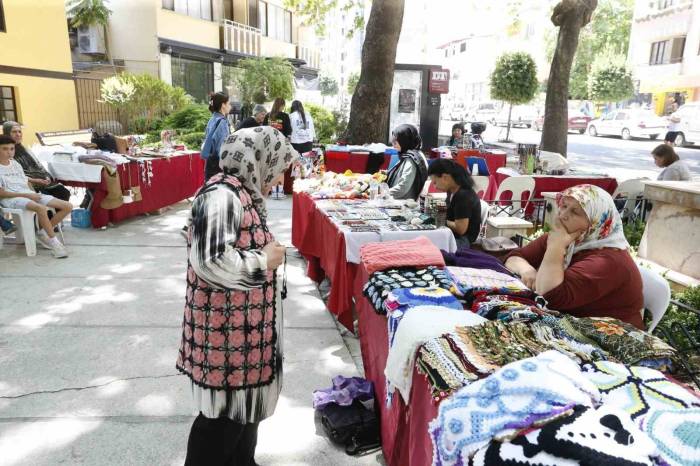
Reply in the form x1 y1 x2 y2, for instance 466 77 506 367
588 54 634 102
346 72 360 95
319 76 339 97
234 57 295 107
490 52 539 105
66 0 111 27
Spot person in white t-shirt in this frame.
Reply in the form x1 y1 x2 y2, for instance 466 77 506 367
664 98 682 145
289 100 315 154
0 135 72 258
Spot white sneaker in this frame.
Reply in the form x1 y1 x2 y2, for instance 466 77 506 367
36 232 53 250
49 238 68 258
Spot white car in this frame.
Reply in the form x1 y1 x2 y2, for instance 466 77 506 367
587 109 668 140
466 102 502 123
669 101 700 146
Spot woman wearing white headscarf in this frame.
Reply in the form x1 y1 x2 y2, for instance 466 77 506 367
504 184 643 328
176 126 299 465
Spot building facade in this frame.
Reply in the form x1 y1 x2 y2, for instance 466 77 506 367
72 0 320 106
0 0 80 144
628 0 700 115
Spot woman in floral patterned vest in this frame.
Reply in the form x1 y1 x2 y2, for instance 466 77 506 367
177 126 298 465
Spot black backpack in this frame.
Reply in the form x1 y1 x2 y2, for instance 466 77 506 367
318 400 381 456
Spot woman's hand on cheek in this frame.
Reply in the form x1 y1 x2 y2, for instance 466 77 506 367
547 218 584 250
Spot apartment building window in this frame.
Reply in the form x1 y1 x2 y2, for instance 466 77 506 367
670 36 686 63
650 40 669 64
171 56 214 104
0 86 18 123
657 0 674 8
460 43 466 53
258 2 292 42
0 1 6 33
162 0 212 21
258 1 267 34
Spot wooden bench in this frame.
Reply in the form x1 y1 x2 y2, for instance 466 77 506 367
36 129 93 147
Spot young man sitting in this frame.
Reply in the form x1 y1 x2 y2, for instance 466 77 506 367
0 135 71 258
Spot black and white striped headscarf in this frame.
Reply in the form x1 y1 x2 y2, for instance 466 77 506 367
219 126 299 219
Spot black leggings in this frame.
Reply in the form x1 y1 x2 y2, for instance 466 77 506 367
184 413 259 466
40 184 71 201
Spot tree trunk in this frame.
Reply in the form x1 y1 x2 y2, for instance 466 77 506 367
540 0 597 156
346 0 405 144
506 103 513 142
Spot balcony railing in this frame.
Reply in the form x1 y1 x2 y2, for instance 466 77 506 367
221 20 261 57
296 45 320 69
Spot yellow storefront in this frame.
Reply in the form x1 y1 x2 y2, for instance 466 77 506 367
640 77 700 116
0 0 79 144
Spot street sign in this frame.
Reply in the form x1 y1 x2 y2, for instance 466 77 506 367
429 69 450 94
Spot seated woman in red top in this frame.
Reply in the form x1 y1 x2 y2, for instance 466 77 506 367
504 184 643 328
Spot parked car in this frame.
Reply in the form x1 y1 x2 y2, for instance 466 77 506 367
669 101 700 146
587 109 668 140
494 105 539 128
466 102 502 123
533 111 592 133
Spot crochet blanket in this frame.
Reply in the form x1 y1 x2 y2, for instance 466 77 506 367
429 351 601 465
384 306 486 403
362 267 454 315
446 266 531 302
642 408 700 466
360 236 445 274
472 405 658 466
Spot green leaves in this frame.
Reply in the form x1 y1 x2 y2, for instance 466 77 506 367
234 57 295 106
489 52 539 105
100 72 192 129
320 76 339 96
347 72 360 95
587 56 634 103
66 0 112 28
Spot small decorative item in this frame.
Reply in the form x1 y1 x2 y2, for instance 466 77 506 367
160 130 174 151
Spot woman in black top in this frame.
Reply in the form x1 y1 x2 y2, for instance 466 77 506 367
386 124 428 200
263 98 292 138
447 123 465 146
428 159 482 248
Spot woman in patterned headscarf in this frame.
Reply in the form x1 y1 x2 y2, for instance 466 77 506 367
177 126 299 465
505 184 643 328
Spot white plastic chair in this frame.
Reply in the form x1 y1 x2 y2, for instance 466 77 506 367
613 178 646 221
493 176 536 217
472 176 490 199
477 199 490 240
638 265 671 332
1 207 64 257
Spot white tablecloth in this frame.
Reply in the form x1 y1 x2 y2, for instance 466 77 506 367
47 161 106 183
341 226 457 263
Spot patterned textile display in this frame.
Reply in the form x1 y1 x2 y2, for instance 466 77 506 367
417 334 492 401
641 408 700 466
416 319 607 401
429 351 601 465
384 306 486 403
558 316 676 368
446 266 531 302
441 247 512 275
470 294 541 320
362 267 454 315
360 236 445 274
582 361 700 421
471 405 658 466
386 287 463 349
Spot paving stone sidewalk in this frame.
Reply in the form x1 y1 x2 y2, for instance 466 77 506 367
0 197 383 466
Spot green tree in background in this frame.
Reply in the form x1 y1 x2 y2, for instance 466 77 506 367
546 0 633 100
490 52 539 142
346 72 360 96
234 57 295 113
588 53 634 103
319 76 339 106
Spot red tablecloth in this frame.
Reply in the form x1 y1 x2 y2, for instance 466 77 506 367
292 192 357 329
354 264 438 466
324 150 391 174
484 173 618 205
63 152 204 228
